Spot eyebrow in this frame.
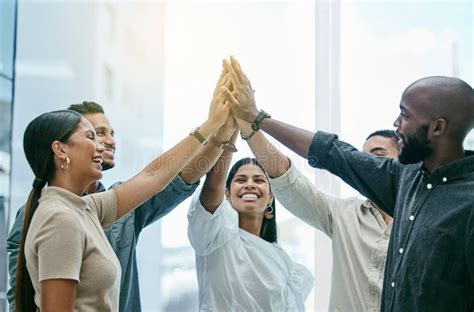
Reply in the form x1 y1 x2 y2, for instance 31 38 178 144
234 174 266 178
370 147 387 153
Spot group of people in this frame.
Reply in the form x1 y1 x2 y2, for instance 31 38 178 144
6 56 474 311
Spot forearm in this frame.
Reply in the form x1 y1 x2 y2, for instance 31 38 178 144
114 118 222 219
179 143 223 185
260 117 315 159
199 131 236 213
238 120 290 178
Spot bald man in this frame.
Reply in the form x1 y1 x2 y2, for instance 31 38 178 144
224 59 474 312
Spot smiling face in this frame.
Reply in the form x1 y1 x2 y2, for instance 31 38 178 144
64 118 105 184
83 113 116 170
393 89 434 164
226 164 273 217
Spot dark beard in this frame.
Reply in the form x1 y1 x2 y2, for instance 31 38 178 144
398 125 432 164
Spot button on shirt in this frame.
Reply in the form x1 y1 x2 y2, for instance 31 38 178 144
308 131 474 312
270 163 391 312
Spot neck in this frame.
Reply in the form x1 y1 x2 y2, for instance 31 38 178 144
238 214 263 237
49 177 87 196
85 181 100 194
423 144 465 172
49 172 91 196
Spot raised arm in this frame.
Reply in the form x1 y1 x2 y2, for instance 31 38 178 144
199 130 238 213
236 118 290 178
179 66 236 184
113 94 230 220
222 56 401 216
222 57 314 159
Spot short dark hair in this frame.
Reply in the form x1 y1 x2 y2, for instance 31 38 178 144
225 157 277 243
366 129 399 146
68 101 105 115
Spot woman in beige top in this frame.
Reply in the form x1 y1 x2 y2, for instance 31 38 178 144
15 71 232 311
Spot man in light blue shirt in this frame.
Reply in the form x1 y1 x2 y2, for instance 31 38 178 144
7 101 229 311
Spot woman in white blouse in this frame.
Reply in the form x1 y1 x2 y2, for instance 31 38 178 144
188 146 313 311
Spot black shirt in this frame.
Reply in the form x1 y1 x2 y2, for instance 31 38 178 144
308 131 474 311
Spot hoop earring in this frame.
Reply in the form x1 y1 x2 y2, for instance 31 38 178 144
60 156 70 170
265 205 273 214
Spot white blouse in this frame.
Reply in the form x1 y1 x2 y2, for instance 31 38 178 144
187 193 313 311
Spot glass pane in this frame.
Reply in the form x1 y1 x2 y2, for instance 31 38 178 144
0 78 12 197
160 2 317 311
340 1 473 197
0 0 16 78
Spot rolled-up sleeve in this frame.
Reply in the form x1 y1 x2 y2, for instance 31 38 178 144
307 131 402 216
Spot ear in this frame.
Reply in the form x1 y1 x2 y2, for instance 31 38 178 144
431 117 448 137
224 189 230 201
51 140 68 160
267 191 274 206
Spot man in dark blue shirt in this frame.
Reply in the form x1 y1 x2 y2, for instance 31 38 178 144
223 57 474 311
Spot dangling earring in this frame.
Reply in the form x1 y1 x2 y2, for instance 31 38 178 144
265 204 273 214
60 156 70 169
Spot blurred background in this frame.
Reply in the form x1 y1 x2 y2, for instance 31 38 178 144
1 0 472 311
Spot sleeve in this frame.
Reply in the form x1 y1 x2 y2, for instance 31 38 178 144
6 206 25 308
270 163 351 237
187 191 239 256
466 207 474 308
32 212 85 282
307 131 402 216
84 190 117 229
289 262 314 311
133 175 199 230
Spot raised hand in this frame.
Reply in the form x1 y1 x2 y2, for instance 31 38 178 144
221 56 260 124
208 66 232 130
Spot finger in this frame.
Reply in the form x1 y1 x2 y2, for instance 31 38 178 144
224 75 233 92
220 86 239 107
232 57 253 89
230 56 246 85
225 58 243 86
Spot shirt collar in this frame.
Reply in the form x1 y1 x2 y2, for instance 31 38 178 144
419 150 474 184
40 186 89 210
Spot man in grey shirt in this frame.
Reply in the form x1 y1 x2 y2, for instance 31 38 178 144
269 130 398 311
7 101 231 311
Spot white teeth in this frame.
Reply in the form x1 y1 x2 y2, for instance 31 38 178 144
242 193 258 199
92 157 103 164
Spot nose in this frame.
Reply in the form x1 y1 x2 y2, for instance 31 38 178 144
96 141 106 153
243 180 257 189
393 115 400 128
101 134 116 149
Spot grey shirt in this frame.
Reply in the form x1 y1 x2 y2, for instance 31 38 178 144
270 163 391 311
7 175 198 312
308 131 474 312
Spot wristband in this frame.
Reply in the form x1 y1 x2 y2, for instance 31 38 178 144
251 110 271 132
208 136 238 152
189 127 208 145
